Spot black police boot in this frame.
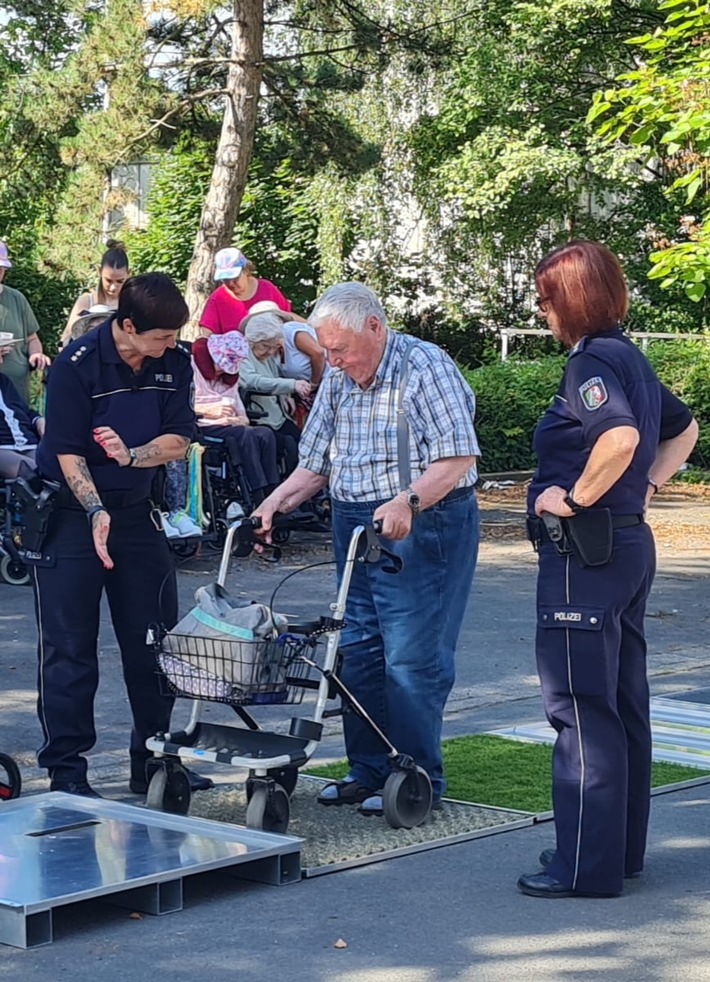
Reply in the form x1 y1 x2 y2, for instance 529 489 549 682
50 780 103 798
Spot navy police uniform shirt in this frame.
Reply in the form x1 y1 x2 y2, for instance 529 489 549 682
528 326 692 515
37 318 195 494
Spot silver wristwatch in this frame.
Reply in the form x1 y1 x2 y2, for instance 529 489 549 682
403 487 421 516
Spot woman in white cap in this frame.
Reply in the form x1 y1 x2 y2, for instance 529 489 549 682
199 248 302 337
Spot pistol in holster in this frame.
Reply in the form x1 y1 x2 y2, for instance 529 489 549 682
9 477 61 555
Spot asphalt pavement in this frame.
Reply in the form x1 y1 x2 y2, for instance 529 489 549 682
0 494 709 978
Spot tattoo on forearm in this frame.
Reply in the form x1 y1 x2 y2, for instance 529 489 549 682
133 436 190 466
65 457 103 510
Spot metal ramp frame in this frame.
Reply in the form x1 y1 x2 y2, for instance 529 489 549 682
0 792 301 949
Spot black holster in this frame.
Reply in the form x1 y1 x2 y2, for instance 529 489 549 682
9 477 61 555
529 509 614 568
563 508 613 567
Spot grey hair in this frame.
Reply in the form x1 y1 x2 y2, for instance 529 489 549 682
244 313 285 344
309 281 388 333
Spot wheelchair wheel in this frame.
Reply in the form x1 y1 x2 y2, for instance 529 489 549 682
0 554 31 587
382 766 432 830
146 762 191 815
0 753 21 800
245 783 290 833
204 518 228 552
169 539 199 561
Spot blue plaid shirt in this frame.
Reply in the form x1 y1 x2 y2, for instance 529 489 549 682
299 330 480 502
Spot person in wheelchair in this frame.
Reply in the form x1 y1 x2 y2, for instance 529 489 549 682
192 332 281 505
0 370 44 480
240 312 312 474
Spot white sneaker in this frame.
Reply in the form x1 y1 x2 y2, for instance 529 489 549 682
226 501 245 521
168 512 203 538
162 513 181 539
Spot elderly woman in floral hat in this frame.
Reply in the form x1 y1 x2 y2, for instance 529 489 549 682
191 330 280 504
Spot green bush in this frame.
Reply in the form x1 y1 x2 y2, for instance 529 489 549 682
646 340 710 466
467 340 710 473
465 355 564 472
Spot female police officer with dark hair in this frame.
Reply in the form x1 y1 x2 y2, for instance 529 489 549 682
518 240 698 899
31 272 212 797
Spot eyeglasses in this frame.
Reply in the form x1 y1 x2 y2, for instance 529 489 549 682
535 296 551 311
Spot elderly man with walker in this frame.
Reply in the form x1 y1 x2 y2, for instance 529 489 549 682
254 281 480 815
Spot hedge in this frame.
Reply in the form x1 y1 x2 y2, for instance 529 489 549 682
466 340 709 473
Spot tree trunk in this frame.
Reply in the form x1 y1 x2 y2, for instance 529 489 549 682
182 0 264 338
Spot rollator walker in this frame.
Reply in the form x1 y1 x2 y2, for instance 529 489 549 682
145 517 433 833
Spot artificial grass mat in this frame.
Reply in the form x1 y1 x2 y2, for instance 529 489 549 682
305 733 710 814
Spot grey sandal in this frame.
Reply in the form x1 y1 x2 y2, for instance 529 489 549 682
317 778 375 806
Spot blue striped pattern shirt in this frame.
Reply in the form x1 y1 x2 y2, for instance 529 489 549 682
299 330 480 502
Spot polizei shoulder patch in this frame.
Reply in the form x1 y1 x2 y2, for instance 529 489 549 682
578 376 608 411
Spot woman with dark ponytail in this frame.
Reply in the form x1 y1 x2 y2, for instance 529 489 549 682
61 241 130 346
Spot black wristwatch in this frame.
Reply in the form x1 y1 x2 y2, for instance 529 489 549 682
403 488 421 516
563 491 586 515
126 448 138 468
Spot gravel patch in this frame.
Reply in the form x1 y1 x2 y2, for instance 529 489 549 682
189 776 530 870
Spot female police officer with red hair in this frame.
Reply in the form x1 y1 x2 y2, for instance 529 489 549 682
31 273 211 798
518 241 698 899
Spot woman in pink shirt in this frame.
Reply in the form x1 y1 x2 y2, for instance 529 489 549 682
199 248 302 337
192 332 280 503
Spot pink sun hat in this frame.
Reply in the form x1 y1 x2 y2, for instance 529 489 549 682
206 330 250 374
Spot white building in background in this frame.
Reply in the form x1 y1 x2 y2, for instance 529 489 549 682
107 159 153 231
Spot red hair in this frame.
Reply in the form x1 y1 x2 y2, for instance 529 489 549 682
535 240 629 346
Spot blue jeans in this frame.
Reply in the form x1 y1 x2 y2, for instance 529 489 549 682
332 488 479 798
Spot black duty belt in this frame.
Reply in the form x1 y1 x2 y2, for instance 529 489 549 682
527 510 645 568
527 513 643 544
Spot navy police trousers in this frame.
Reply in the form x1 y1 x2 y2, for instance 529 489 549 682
535 522 656 896
31 500 177 785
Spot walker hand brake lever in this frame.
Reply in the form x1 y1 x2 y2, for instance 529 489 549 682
358 523 403 574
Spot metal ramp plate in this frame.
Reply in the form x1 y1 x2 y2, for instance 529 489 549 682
489 697 710 768
0 792 301 949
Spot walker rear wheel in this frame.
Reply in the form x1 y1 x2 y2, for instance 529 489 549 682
146 762 191 815
245 783 290 833
0 753 21 801
383 766 432 829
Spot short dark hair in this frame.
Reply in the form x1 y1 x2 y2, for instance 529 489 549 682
535 240 629 346
116 273 189 334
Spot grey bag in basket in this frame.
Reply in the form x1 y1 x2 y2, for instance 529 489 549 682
164 584 289 694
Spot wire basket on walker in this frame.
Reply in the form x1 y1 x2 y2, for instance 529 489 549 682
144 516 433 833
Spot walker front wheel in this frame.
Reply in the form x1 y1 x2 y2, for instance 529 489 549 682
245 783 290 833
146 762 191 815
246 766 299 801
0 753 21 800
383 766 432 829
